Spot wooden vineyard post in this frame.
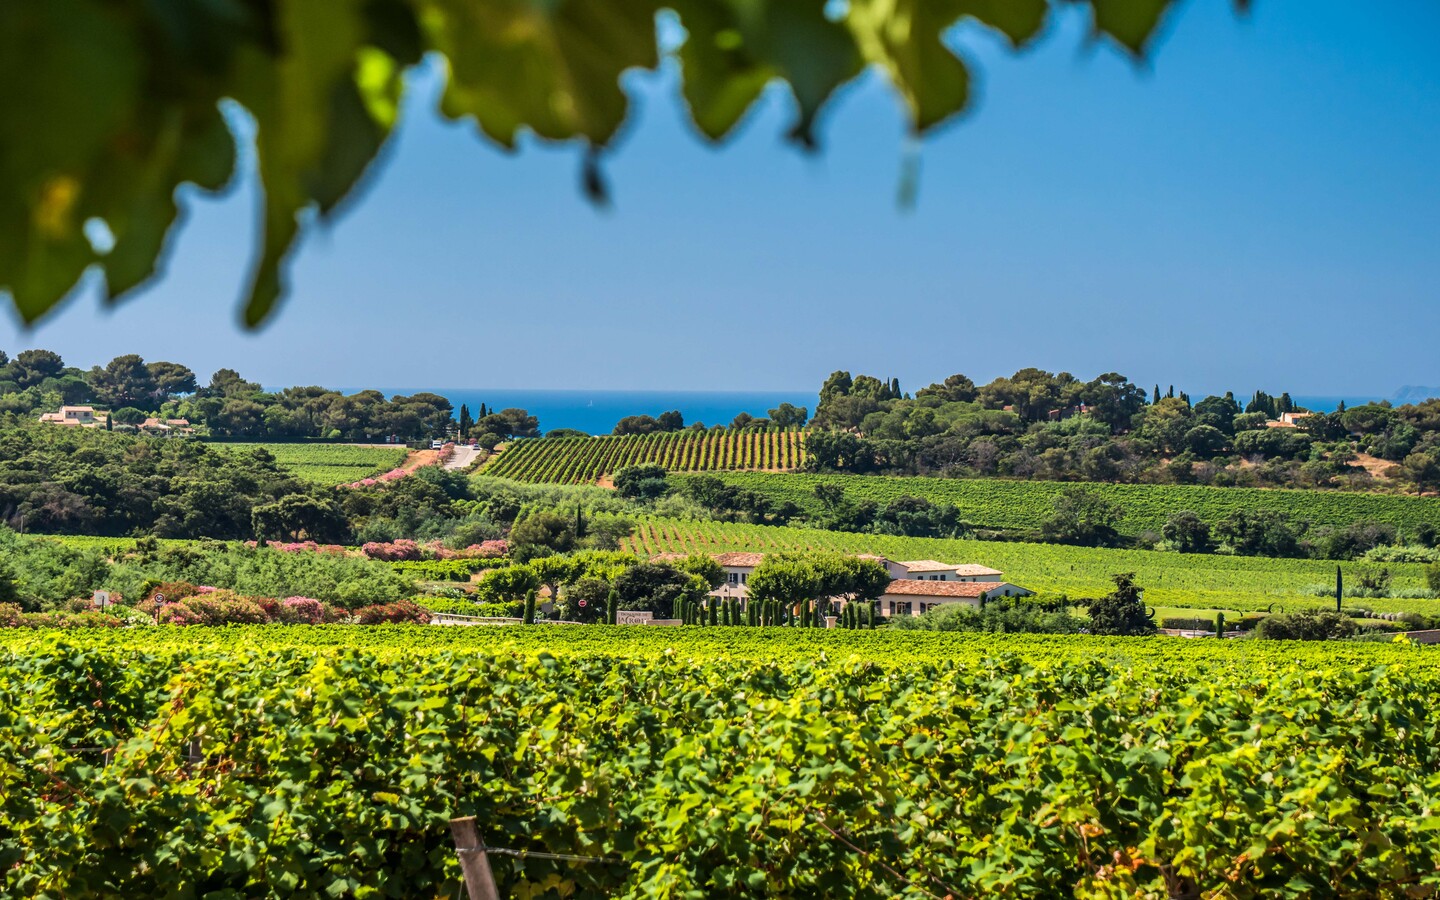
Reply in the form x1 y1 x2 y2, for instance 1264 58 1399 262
450 816 501 900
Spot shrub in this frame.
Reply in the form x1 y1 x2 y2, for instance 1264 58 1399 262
1255 610 1358 641
1428 564 1440 593
420 597 482 616
1159 616 1216 631
360 540 424 562
0 603 22 627
353 599 431 624
277 596 326 624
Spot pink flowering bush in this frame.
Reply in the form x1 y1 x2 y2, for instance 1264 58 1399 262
353 599 431 624
360 539 424 561
277 596 326 624
458 540 509 559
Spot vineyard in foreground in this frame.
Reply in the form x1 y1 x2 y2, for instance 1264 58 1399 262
676 471 1440 537
211 442 408 486
2 627 1438 898
624 517 1440 614
480 428 806 484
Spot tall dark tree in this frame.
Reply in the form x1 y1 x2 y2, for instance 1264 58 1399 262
1086 574 1155 636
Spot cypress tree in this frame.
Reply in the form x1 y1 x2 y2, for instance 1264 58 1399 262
710 599 719 626
1152 385 1160 405
1336 566 1344 613
606 589 618 625
458 403 473 434
522 590 537 625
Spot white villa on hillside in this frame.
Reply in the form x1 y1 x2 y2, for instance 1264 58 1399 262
899 560 1003 582
879 579 1033 618
38 406 99 427
658 551 1032 617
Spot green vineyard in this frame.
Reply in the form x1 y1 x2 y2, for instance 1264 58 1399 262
3 627 1439 898
623 517 1440 615
479 428 807 484
674 471 1440 538
210 442 408 486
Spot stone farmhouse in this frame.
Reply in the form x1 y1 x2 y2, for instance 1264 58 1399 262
38 405 99 427
693 551 1033 618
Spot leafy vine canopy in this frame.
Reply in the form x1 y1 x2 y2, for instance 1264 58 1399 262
0 0 1236 327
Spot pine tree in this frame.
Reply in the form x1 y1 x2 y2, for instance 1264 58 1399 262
522 590 537 625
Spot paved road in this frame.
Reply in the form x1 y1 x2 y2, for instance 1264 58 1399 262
444 445 483 471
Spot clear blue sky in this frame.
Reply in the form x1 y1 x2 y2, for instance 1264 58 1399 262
4 1 1438 397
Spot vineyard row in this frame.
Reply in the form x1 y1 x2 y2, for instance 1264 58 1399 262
479 428 807 484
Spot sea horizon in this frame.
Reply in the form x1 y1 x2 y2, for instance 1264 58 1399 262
309 388 1407 435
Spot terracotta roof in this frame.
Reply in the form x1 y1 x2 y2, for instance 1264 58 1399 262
953 564 1002 576
899 559 954 572
714 551 766 568
884 580 997 598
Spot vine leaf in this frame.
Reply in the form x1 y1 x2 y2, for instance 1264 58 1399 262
953 0 1050 48
1086 0 1175 56
425 0 663 148
847 0 973 135
0 0 1206 328
674 0 863 148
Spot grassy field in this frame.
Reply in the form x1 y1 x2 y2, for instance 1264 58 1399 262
674 471 1440 538
210 442 408 486
623 517 1440 615
480 429 806 484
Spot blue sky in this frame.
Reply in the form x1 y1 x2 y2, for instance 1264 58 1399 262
4 0 1438 397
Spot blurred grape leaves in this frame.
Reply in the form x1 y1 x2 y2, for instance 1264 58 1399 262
0 0 1236 326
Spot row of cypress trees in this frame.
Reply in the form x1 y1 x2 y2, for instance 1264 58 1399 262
671 597 878 628
518 589 878 628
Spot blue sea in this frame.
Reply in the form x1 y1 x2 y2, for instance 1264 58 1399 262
373 389 817 436
332 389 1423 435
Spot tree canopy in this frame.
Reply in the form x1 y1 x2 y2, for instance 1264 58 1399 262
1 0 1231 326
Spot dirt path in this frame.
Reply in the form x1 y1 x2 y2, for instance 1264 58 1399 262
400 449 440 473
1351 452 1397 480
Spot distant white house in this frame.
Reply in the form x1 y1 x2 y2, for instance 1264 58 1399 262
39 406 99 427
140 417 194 436
878 579 1033 618
652 551 1030 617
899 560 1004 582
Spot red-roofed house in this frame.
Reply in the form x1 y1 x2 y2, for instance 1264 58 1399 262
879 579 1033 618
